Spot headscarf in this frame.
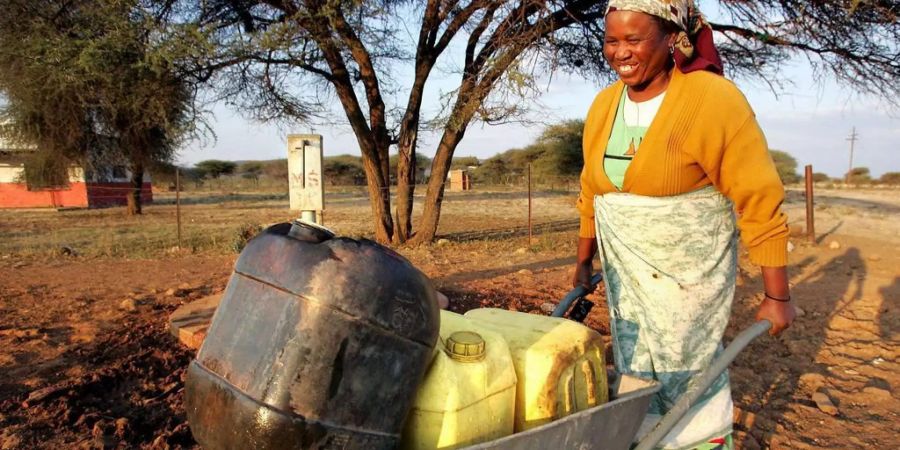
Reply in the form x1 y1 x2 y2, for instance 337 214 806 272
605 0 723 75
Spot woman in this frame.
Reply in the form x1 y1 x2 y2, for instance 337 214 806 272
573 1 795 449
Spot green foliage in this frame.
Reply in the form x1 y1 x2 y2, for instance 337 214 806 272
473 120 583 185
812 172 831 183
450 156 480 170
18 152 73 189
769 150 801 184
261 159 289 181
324 154 366 185
879 172 900 185
195 160 237 179
846 167 872 184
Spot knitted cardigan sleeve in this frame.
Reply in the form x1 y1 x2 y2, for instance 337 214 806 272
691 80 789 266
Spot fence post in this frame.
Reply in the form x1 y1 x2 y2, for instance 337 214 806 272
805 165 815 244
176 168 182 248
527 163 533 245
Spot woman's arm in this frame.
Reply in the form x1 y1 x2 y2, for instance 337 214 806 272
756 266 796 335
572 237 598 291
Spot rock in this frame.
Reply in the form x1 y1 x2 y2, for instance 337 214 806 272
862 386 892 401
540 302 556 314
517 269 533 276
786 241 795 253
867 254 881 261
514 247 528 255
436 291 449 310
164 288 177 297
795 306 805 317
799 373 826 393
436 238 450 246
119 299 138 312
177 283 191 290
828 240 841 250
812 390 839 416
59 245 79 257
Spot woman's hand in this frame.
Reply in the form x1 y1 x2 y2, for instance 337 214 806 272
574 237 599 291
756 297 796 335
758 266 794 335
572 261 595 292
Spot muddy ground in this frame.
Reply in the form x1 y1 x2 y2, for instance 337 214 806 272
0 187 897 449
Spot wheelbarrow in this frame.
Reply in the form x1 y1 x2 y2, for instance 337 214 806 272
460 273 772 450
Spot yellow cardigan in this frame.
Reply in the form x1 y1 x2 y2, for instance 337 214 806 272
577 69 789 267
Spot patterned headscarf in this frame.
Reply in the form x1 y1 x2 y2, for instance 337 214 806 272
606 0 723 75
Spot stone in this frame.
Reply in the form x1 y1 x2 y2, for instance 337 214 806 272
799 372 827 394
862 385 892 401
828 240 841 250
795 306 805 317
168 294 222 350
514 247 528 255
540 302 556 314
812 390 839 416
786 241 795 253
177 283 191 290
517 269 533 276
436 238 450 246
164 288 177 297
119 299 138 312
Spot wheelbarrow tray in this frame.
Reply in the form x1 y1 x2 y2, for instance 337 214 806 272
462 374 660 450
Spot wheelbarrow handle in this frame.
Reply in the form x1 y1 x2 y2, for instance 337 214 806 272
633 320 772 450
551 272 603 317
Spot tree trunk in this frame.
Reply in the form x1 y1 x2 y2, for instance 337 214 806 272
126 158 144 216
359 151 394 244
412 125 468 244
393 130 417 243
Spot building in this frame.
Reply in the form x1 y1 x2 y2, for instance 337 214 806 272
0 137 152 209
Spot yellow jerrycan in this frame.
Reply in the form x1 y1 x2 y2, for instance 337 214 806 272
464 308 608 432
400 310 517 450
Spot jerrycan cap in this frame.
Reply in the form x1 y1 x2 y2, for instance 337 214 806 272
445 331 486 362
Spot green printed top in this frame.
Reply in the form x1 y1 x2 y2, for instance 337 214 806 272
603 88 665 190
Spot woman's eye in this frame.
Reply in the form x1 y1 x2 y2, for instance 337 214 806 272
627 39 641 45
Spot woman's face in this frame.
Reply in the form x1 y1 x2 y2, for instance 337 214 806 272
603 10 676 95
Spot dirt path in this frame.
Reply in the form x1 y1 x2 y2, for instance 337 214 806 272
0 215 896 448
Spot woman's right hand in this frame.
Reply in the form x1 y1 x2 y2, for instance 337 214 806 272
572 261 595 292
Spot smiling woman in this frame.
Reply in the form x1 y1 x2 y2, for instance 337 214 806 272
573 1 796 450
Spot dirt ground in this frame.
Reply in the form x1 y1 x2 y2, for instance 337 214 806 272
0 187 897 449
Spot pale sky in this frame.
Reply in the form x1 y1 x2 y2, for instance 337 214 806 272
178 10 899 179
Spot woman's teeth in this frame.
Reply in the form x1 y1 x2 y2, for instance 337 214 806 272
619 64 636 74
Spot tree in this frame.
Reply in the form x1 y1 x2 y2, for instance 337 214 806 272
769 150 801 184
879 172 900 185
812 172 831 183
324 154 366 185
195 160 237 179
0 0 208 215
846 167 872 185
198 0 898 244
239 161 264 184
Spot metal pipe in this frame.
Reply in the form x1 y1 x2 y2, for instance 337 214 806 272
633 320 772 450
176 168 182 248
551 272 603 317
527 163 532 245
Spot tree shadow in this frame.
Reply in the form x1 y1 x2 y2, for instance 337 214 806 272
815 220 844 245
437 219 579 242
728 248 866 448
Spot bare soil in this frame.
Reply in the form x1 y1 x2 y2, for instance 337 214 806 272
0 188 897 449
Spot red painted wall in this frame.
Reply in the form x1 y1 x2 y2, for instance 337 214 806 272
0 182 89 208
86 182 153 207
0 182 152 208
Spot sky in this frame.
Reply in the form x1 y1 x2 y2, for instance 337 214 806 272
177 12 899 179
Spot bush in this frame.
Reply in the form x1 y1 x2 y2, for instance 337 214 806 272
769 150 800 184
879 172 900 185
232 222 263 253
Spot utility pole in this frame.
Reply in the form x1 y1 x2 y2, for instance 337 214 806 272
845 127 859 185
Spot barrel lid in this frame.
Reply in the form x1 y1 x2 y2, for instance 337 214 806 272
445 331 486 362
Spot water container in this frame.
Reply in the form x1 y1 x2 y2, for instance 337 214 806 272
184 221 440 450
464 308 608 432
400 310 517 450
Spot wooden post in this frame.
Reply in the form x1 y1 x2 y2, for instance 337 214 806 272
527 163 532 245
805 165 815 244
176 168 182 248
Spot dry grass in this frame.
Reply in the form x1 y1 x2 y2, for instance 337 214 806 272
0 186 581 259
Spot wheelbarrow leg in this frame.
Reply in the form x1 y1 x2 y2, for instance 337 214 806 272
632 320 773 450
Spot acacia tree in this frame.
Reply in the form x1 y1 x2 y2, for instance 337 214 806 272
198 1 897 243
0 0 208 215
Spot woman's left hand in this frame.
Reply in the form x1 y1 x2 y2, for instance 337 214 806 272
755 297 796 335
